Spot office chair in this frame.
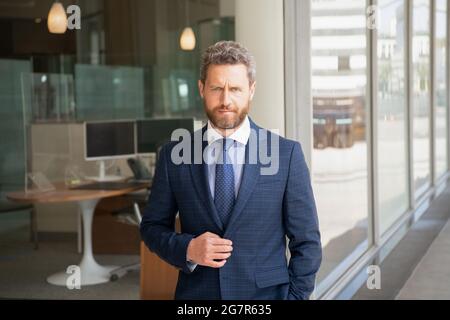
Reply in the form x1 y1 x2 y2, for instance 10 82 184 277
109 157 154 281
109 192 147 281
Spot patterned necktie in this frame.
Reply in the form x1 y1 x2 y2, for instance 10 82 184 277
214 138 235 227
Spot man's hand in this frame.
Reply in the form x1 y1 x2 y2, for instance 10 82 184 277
187 232 233 268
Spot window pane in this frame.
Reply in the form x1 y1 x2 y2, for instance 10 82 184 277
378 0 409 234
435 0 448 179
0 60 31 194
413 0 432 194
311 0 369 284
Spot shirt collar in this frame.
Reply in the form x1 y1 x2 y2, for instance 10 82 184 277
206 115 250 146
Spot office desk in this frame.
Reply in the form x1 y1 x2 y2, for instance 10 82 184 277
140 215 180 299
7 182 149 286
140 242 179 300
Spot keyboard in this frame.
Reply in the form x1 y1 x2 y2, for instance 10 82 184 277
70 181 149 191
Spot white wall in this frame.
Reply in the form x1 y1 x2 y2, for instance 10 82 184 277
235 0 285 136
220 0 235 17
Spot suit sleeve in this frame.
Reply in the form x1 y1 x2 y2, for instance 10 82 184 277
283 141 322 300
140 143 195 274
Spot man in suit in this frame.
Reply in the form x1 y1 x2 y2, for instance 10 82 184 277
140 41 322 300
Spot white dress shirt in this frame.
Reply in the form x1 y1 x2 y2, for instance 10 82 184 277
205 115 250 200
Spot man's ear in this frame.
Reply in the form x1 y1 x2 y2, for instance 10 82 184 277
198 80 205 99
249 81 256 101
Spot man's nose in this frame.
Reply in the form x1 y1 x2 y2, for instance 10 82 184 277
222 88 232 107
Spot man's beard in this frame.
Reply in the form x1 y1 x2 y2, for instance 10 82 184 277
205 103 249 130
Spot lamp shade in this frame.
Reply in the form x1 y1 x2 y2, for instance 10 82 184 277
47 2 68 34
180 27 196 51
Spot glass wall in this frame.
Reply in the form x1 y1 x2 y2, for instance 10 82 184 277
0 0 236 190
377 0 409 234
0 0 235 124
413 0 432 195
311 0 369 284
0 60 31 196
74 64 145 121
0 0 237 299
298 0 449 298
435 0 448 180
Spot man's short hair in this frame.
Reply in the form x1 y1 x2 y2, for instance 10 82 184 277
200 41 256 85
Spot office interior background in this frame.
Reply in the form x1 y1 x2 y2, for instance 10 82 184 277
0 0 449 300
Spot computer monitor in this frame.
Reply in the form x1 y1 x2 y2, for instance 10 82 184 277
84 120 136 181
136 118 195 156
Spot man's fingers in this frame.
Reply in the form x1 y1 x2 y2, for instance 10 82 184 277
198 233 232 269
205 232 221 238
206 259 227 268
211 245 233 253
209 238 233 246
210 253 231 260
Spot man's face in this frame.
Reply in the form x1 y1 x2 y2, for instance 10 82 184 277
199 64 256 130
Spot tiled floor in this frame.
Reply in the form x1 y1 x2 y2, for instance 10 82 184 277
0 221 140 300
353 184 450 300
396 219 450 300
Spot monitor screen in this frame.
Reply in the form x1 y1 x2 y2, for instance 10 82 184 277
85 121 136 160
137 118 195 154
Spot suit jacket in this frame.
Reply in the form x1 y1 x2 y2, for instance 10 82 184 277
140 117 322 300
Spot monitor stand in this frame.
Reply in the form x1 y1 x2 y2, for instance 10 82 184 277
86 160 124 182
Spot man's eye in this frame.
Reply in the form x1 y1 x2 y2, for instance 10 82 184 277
230 88 241 92
212 87 222 91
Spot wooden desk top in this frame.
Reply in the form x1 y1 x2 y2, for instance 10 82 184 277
6 182 150 204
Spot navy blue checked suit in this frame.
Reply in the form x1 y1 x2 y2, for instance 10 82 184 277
140 117 322 300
